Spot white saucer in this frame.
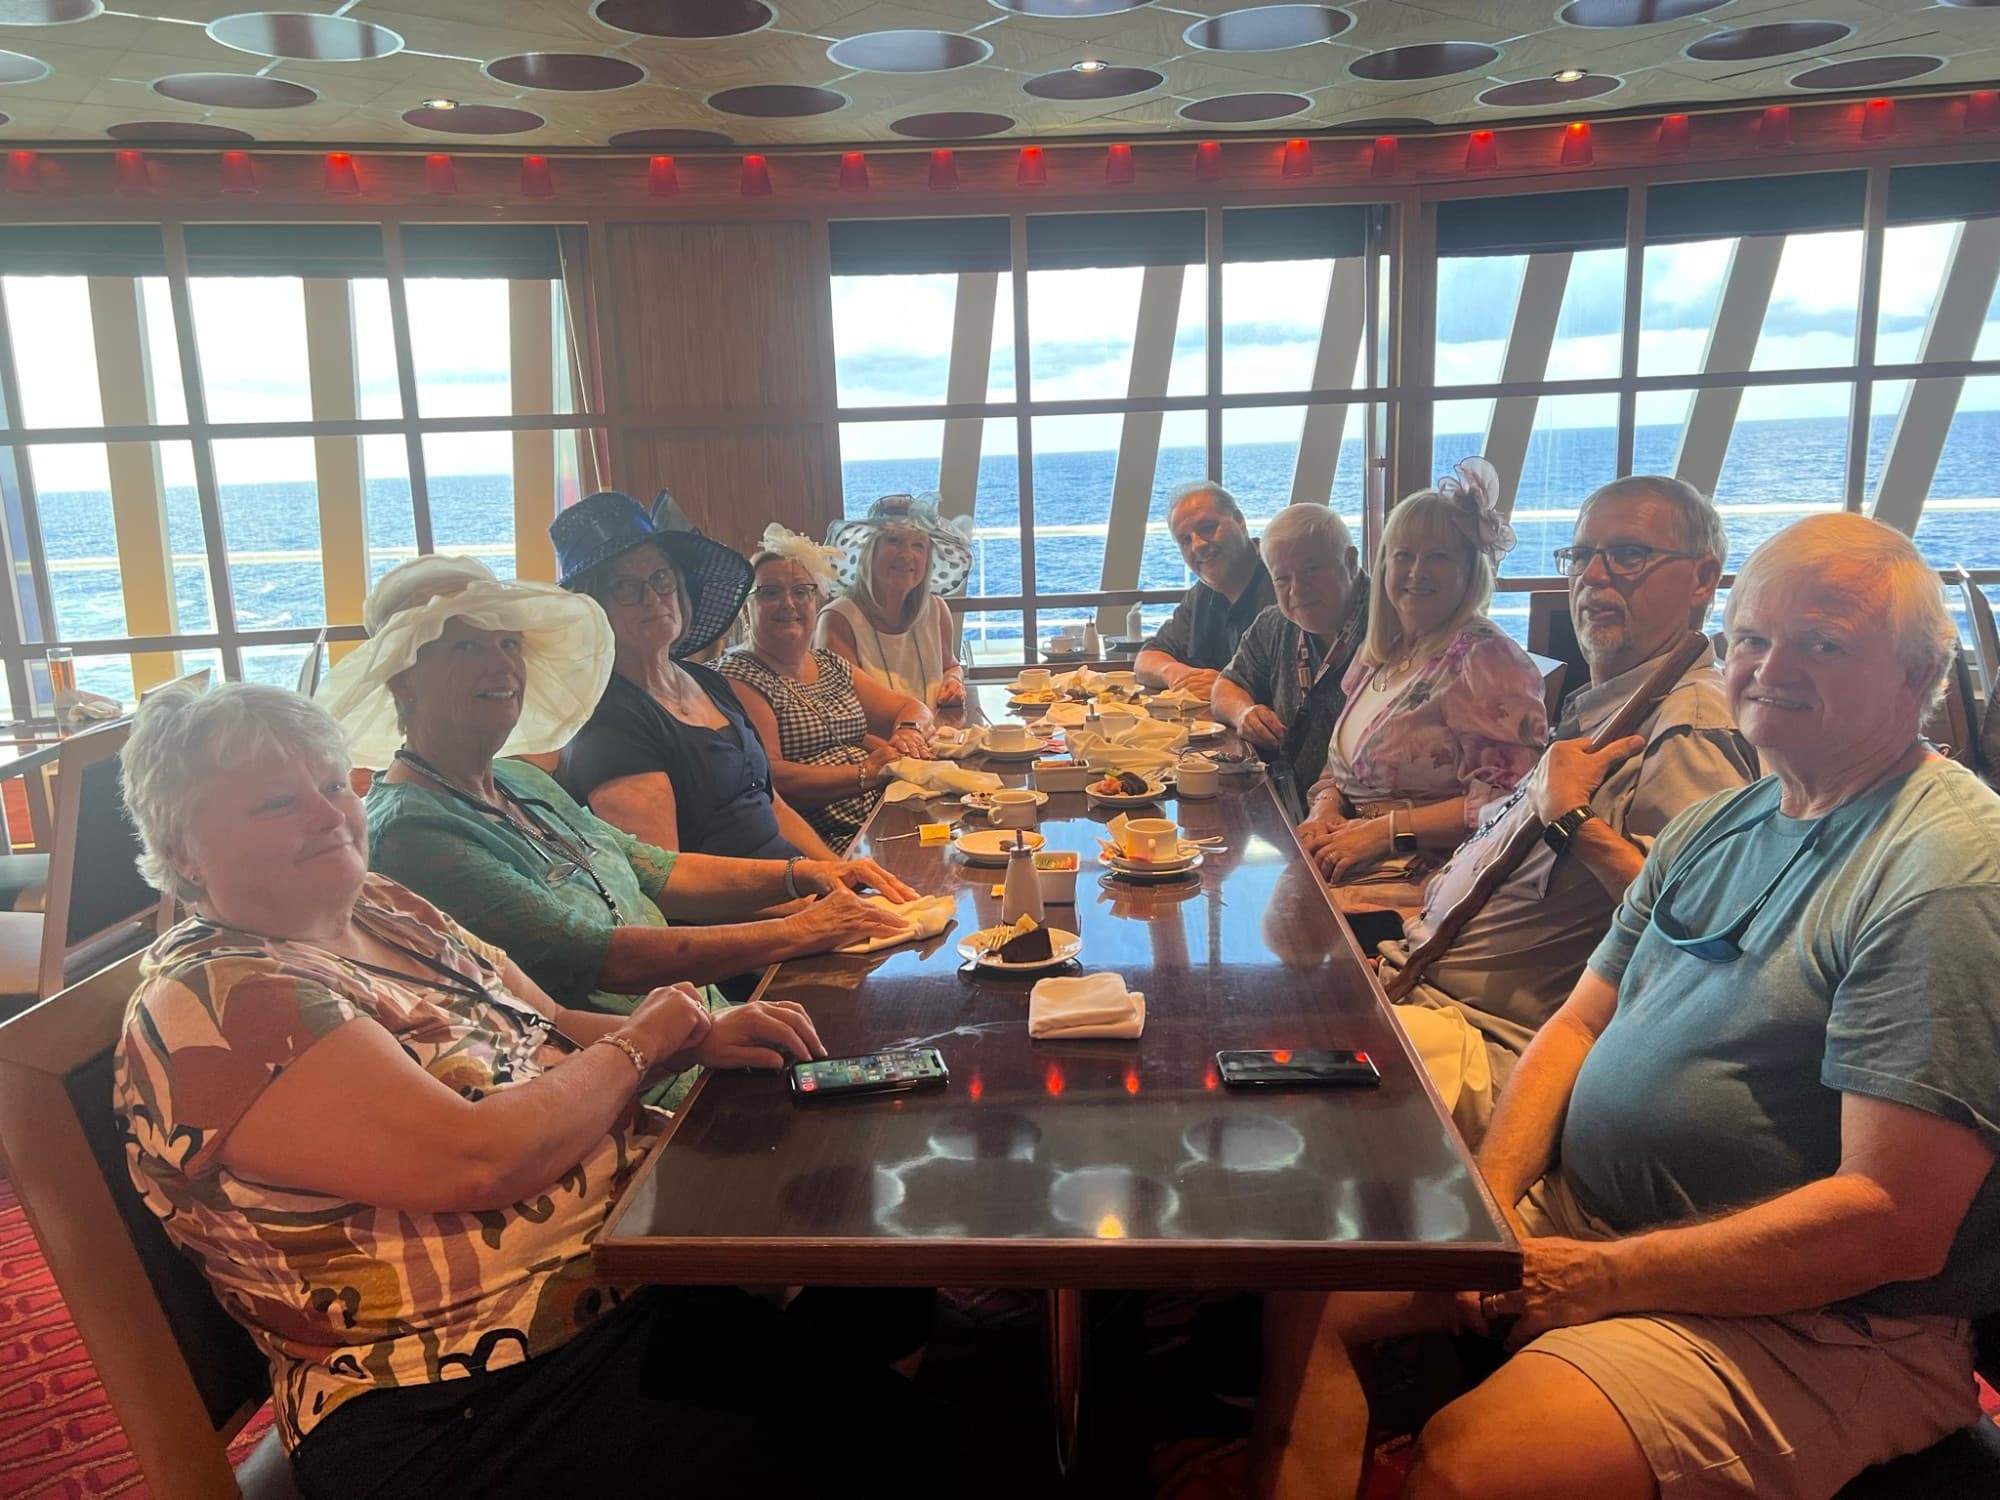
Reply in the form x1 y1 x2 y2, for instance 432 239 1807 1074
1099 847 1204 879
1182 719 1226 741
982 737 1052 760
1006 692 1061 710
1086 778 1170 807
952 828 1047 865
958 925 1083 972
961 788 1050 812
1096 852 1200 888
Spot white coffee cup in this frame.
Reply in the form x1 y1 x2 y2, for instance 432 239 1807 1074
1104 670 1138 691
1176 754 1219 797
987 721 1031 751
1123 816 1181 862
986 787 1040 829
1016 667 1051 692
1057 626 1083 647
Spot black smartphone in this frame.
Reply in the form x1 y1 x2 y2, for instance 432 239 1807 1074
788 1048 949 1102
1215 1049 1382 1088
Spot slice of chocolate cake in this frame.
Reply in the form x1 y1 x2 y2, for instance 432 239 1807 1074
994 917 1054 964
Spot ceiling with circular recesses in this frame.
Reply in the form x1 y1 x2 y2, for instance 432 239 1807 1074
0 0 1977 148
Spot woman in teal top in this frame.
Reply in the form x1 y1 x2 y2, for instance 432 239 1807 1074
317 555 916 1036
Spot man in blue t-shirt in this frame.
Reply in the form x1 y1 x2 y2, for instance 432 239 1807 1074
1255 513 2000 1500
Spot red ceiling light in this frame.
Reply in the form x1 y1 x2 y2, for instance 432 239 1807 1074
647 155 678 197
1105 142 1134 184
1369 135 1399 178
1017 145 1046 186
520 155 554 197
426 153 458 195
1559 120 1593 166
928 148 959 191
5 150 35 194
220 150 256 194
1861 97 1897 141
1658 113 1691 155
1758 105 1791 149
838 150 868 192
323 151 359 195
739 153 772 196
1193 140 1223 181
1281 138 1312 178
113 149 150 195
1464 129 1498 172
1970 91 2000 133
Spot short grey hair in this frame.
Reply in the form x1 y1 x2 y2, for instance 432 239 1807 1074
1581 475 1729 568
1724 513 1957 716
1167 481 1245 528
123 682 352 902
1259 502 1355 561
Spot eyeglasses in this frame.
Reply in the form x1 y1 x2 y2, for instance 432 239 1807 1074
751 583 821 604
604 568 679 608
1552 543 1701 579
1649 802 1826 962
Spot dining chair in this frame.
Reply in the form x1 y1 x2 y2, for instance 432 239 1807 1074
0 951 296 1499
0 720 169 1008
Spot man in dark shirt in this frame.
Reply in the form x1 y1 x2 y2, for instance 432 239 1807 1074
1135 483 1275 698
1212 504 1367 797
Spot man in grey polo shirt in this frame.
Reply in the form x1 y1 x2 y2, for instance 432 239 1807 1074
1384 476 1757 1142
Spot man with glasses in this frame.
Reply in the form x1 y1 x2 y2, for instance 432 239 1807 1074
1381 476 1756 1143
1135 482 1276 696
1258 512 2000 1500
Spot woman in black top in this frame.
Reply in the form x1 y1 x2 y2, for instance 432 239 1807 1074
552 491 842 861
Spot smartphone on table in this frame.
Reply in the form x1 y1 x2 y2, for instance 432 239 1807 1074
1215 1049 1381 1088
788 1047 949 1102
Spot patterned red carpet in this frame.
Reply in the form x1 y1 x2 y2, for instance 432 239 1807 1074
0 1172 269 1499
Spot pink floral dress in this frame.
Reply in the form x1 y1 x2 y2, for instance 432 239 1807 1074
1309 618 1549 908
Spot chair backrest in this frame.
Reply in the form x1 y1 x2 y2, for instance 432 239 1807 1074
1952 569 2000 697
1921 647 1982 773
38 721 170 999
1525 651 1569 726
1525 590 1589 712
140 667 213 703
0 952 268 1500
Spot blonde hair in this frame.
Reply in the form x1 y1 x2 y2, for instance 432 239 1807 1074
1363 489 1495 667
847 524 931 629
1725 513 1956 715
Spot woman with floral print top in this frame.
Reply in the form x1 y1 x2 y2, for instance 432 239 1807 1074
112 683 958 1498
1301 463 1549 911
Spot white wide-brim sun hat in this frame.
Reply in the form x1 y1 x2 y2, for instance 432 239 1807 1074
316 554 615 769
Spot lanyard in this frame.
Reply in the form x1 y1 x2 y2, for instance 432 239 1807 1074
394 750 624 925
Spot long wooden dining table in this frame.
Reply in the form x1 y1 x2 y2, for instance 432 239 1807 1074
595 682 1519 1457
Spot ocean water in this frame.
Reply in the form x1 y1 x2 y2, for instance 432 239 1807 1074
21 412 2000 699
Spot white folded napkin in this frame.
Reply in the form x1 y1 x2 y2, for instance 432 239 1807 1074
1029 972 1146 1039
928 725 989 760
1035 702 1090 729
1068 730 1179 778
837 894 958 954
881 758 1003 803
1149 687 1205 714
1052 667 1106 695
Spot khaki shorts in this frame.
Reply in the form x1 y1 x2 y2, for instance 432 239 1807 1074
1516 1175 1980 1500
1392 997 1498 1146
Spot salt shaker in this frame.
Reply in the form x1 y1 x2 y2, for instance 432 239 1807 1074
1082 619 1101 657
1002 833 1045 924
1125 602 1145 642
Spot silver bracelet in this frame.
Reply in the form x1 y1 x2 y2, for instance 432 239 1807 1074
784 854 802 900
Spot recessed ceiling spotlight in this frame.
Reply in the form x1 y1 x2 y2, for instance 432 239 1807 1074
1553 67 1587 83
1072 58 1107 73
420 96 458 110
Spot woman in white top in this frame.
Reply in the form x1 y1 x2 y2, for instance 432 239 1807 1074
817 493 973 709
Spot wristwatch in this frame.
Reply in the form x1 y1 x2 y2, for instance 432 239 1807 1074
1543 804 1598 855
1389 804 1419 855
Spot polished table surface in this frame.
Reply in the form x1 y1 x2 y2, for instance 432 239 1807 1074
596 686 1519 1292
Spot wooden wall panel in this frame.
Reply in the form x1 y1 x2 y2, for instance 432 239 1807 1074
603 221 826 416
614 426 831 559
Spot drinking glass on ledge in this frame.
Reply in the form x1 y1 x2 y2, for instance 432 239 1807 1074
45 646 75 732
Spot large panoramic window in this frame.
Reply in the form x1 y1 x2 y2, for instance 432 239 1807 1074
0 222 599 714
829 205 1389 664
